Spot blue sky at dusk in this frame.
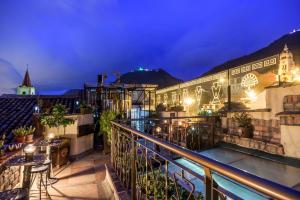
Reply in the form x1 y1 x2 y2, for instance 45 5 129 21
0 0 300 92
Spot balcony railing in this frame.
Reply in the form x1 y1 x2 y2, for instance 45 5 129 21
122 116 218 151
111 120 300 200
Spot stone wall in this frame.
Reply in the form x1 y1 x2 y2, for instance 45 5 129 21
283 95 300 111
227 117 281 144
0 165 20 191
215 133 284 155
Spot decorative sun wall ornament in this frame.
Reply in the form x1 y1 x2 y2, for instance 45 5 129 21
211 82 222 104
171 92 177 105
163 94 168 104
241 73 258 90
195 86 203 105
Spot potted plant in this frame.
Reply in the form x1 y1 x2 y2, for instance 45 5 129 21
25 126 35 143
12 127 26 143
0 135 6 160
156 103 167 112
40 104 74 138
99 111 117 154
233 112 253 138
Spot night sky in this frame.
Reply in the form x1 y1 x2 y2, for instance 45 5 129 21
1 0 300 93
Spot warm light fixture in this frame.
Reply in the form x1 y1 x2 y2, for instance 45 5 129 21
163 120 168 124
34 105 40 113
295 76 300 81
48 132 55 140
24 144 36 154
219 77 225 83
178 121 182 126
184 97 194 106
155 126 161 133
24 144 36 161
246 89 257 101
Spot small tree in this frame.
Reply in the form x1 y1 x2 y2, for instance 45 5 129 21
40 104 74 137
233 112 253 138
233 112 252 128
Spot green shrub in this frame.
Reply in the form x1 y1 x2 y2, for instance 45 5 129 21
99 111 117 144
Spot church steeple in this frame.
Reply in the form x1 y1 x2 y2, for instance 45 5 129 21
22 67 32 87
17 65 36 95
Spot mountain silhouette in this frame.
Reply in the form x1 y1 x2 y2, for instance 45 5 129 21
118 68 183 89
202 30 300 77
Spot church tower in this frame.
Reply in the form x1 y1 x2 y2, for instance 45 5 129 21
17 68 36 95
278 44 296 82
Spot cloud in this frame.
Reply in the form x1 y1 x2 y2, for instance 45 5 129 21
0 58 21 94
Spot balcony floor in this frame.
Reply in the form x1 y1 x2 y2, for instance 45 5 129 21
29 152 114 200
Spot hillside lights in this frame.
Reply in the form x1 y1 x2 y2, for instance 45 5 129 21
184 97 195 106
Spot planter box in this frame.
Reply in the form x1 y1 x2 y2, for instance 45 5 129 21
51 138 71 168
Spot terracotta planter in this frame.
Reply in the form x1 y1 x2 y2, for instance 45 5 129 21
15 136 26 143
25 134 34 143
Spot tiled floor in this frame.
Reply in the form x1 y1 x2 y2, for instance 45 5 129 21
30 152 115 200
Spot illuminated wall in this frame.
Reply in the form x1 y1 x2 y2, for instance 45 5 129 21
156 55 280 115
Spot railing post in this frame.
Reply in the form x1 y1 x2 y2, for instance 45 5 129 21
111 125 115 165
210 116 216 147
131 134 137 200
204 167 219 200
204 167 212 200
165 161 169 200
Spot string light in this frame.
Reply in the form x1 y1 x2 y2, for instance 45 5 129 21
183 97 194 106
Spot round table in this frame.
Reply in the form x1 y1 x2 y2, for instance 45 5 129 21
36 139 64 185
0 188 29 200
6 154 46 189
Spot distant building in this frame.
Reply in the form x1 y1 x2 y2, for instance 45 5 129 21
17 68 36 95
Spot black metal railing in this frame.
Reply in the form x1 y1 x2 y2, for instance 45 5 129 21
122 116 218 151
111 120 300 200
